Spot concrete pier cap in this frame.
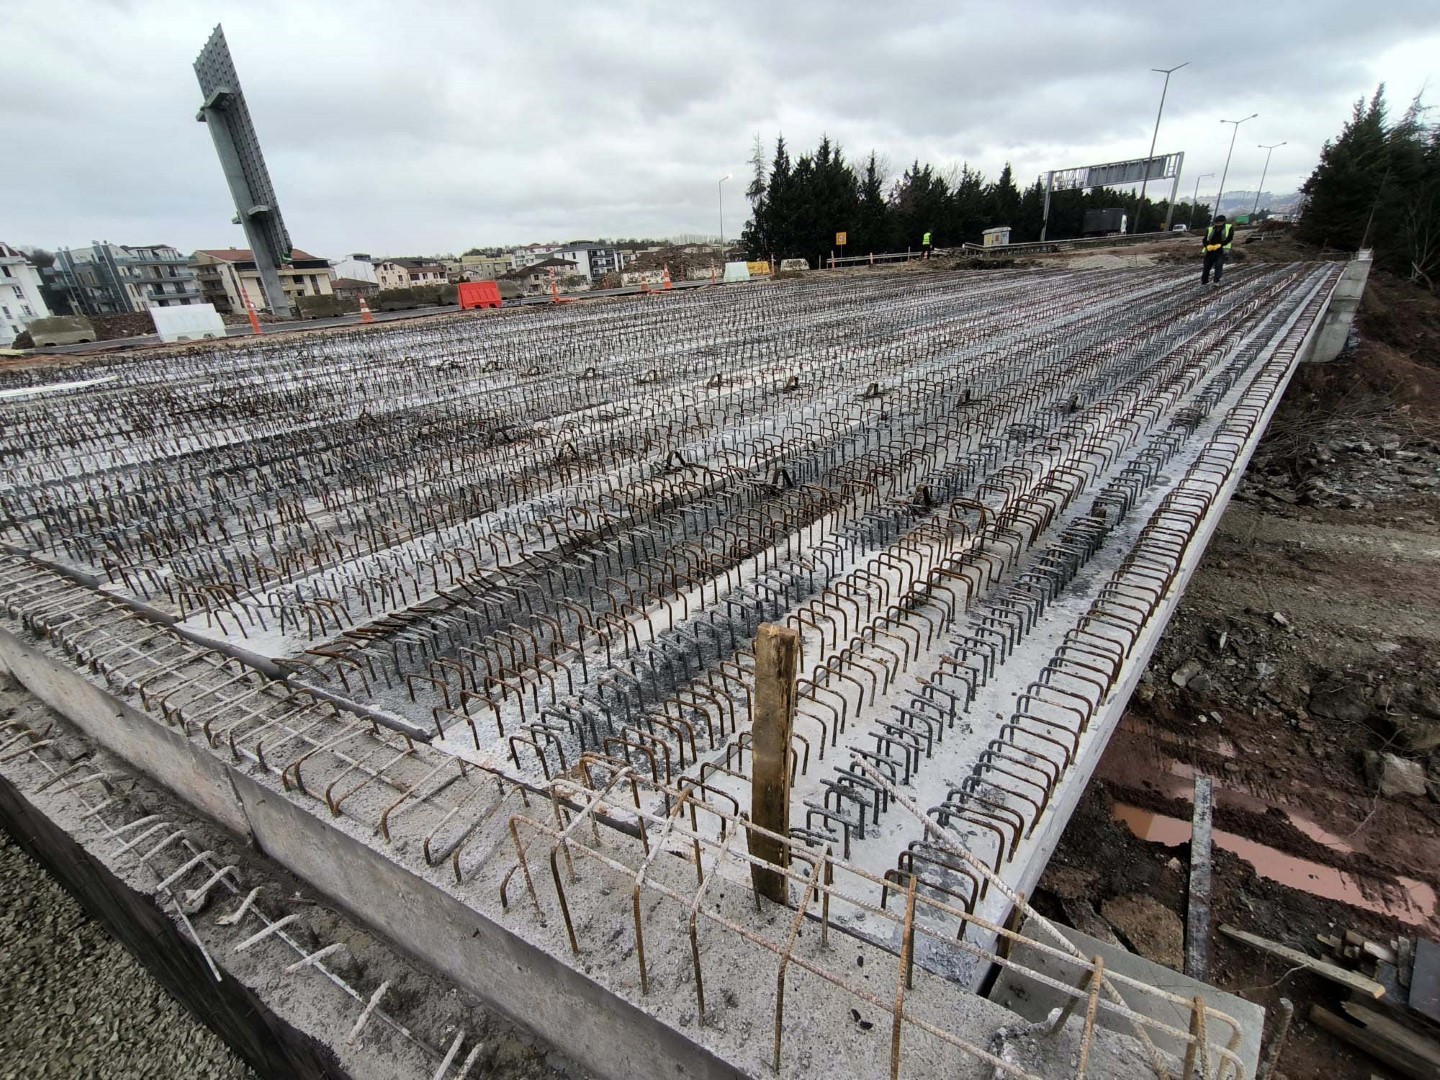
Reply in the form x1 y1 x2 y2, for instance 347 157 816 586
1307 249 1373 363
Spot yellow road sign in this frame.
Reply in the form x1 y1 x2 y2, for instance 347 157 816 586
835 232 847 246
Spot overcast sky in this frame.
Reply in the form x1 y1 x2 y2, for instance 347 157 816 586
2 1 1437 257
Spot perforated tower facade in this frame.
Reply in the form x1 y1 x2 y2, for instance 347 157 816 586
193 25 294 318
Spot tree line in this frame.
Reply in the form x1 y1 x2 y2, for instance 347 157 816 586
739 135 1213 262
1298 86 1440 288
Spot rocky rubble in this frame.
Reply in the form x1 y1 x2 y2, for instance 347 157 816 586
0 831 254 1079
1136 413 1440 806
1235 426 1440 510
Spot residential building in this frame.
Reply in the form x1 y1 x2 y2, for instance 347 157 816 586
0 242 51 344
332 277 379 301
374 258 448 290
53 242 204 315
332 253 379 284
499 257 583 295
508 244 560 271
449 254 510 281
554 242 627 283
191 248 335 314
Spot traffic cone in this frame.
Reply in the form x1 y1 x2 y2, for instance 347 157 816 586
358 294 374 324
662 264 672 290
243 291 262 336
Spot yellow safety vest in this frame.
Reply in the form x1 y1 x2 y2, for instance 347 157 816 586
923 232 932 245
1204 224 1233 252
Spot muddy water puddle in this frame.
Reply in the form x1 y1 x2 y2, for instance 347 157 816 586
1112 803 1437 929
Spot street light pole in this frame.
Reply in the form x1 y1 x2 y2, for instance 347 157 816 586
1253 142 1286 217
718 174 732 248
1189 172 1214 228
1135 62 1188 233
1216 113 1258 221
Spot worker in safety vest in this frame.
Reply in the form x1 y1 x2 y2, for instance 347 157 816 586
922 230 933 259
1201 215 1235 286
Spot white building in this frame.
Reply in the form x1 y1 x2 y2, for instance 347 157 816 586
554 242 627 282
374 258 449 290
0 242 52 345
508 244 560 271
332 253 379 284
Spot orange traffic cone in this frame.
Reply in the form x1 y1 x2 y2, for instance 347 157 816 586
358 294 374 324
243 291 262 335
662 264 672 290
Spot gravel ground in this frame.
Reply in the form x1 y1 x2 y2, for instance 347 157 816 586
0 829 255 1080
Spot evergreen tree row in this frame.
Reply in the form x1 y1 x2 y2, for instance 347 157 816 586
1298 86 1440 288
740 135 1213 262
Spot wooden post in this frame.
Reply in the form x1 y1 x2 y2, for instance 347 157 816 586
749 623 799 904
1185 775 1214 980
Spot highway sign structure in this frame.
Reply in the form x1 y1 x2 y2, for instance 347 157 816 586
1039 152 1185 240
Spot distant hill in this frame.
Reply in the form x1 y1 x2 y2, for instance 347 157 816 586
1214 190 1302 215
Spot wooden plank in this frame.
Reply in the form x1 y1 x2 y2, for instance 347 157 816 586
1374 960 1406 1005
1219 925 1386 998
1310 1007 1419 1077
1362 940 1398 966
748 623 799 905
1341 1000 1440 1065
1185 775 1214 980
1408 937 1440 1022
1309 1004 1438 1079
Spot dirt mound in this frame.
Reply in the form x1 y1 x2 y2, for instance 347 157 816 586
1287 272 1440 430
601 245 725 287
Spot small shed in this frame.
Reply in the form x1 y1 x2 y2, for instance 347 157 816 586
982 226 1012 248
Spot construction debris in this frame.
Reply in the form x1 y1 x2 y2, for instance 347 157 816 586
1363 751 1429 797
1221 924 1386 997
1309 1003 1440 1079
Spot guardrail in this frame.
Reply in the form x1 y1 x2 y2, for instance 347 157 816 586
815 230 1193 269
959 230 1192 257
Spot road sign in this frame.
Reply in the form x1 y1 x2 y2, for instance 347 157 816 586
835 232 847 247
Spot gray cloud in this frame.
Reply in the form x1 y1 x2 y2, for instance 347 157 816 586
1 0 1436 256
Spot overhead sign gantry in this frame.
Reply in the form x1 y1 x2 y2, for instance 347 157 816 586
1039 152 1185 240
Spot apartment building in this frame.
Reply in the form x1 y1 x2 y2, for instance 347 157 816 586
554 242 627 282
508 244 561 271
374 258 449 290
191 248 335 314
53 242 204 315
449 254 510 281
0 242 51 344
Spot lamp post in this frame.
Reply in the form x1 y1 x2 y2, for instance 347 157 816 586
1188 172 1214 228
1216 113 1258 221
1135 62 1188 233
718 174 732 248
1253 142 1286 217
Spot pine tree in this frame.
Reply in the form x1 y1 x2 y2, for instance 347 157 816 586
1298 84 1440 284
985 164 1022 231
1298 87 1390 252
740 133 769 252
1015 179 1046 242
892 162 948 249
856 153 890 254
